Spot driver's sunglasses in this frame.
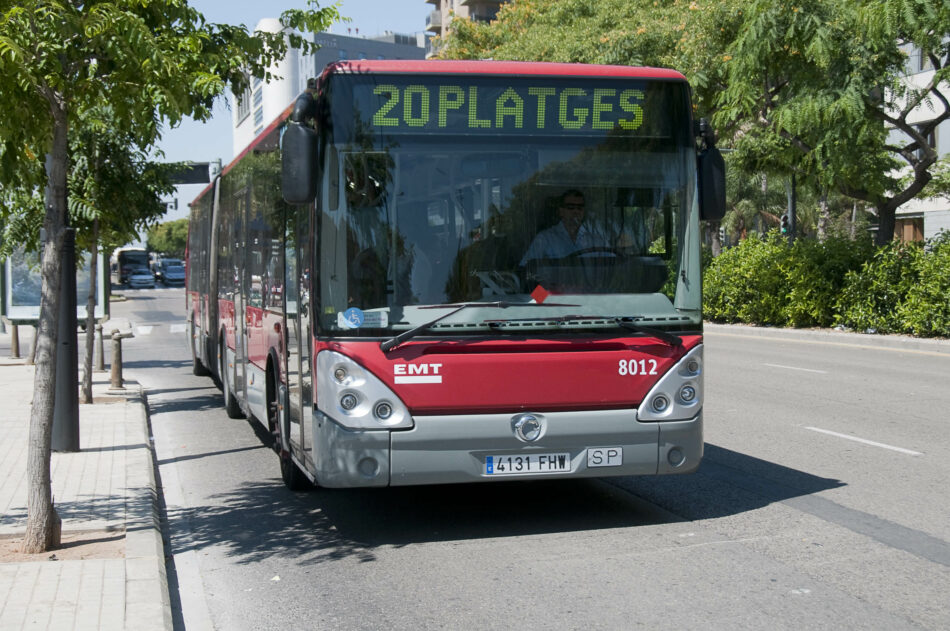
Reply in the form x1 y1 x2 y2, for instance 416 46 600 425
561 203 585 210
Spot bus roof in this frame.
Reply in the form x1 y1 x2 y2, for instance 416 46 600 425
321 59 687 82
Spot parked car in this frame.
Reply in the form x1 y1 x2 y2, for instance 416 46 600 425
160 260 185 286
127 266 156 289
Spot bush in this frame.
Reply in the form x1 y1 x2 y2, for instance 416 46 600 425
703 230 948 338
784 236 875 327
703 232 791 325
835 241 924 334
703 232 872 327
896 231 950 337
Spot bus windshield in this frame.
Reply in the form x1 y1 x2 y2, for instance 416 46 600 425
317 73 701 337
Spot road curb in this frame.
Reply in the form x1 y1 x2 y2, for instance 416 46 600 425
126 386 174 631
704 322 950 355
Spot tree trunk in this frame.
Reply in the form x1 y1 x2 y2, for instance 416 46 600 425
81 219 99 404
817 192 829 242
875 203 896 246
22 102 67 554
850 202 858 240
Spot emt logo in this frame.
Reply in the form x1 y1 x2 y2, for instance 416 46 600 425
393 363 443 384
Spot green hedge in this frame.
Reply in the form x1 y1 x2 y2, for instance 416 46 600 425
702 231 950 338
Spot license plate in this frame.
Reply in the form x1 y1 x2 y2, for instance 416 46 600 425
485 453 571 475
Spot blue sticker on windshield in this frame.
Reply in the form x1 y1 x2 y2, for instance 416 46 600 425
339 308 365 329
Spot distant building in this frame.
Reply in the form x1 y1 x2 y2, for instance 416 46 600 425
230 20 425 157
425 0 508 58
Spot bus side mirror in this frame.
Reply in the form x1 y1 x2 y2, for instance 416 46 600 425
282 121 318 204
697 146 726 221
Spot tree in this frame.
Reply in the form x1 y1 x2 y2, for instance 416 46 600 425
716 0 950 245
441 0 747 122
443 0 950 246
147 218 190 259
68 115 179 405
0 0 339 553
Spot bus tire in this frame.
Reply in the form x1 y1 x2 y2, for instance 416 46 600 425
280 451 310 491
219 337 243 419
190 320 210 376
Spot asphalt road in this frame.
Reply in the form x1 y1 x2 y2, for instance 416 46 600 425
109 288 950 630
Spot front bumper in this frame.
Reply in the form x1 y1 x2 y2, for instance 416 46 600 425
310 409 702 488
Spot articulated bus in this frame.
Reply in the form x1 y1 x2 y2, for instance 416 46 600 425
187 60 725 489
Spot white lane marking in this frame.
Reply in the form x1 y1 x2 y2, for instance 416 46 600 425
135 325 154 336
763 362 827 374
805 426 923 456
169 323 186 334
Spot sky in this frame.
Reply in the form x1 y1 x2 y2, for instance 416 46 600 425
155 0 432 220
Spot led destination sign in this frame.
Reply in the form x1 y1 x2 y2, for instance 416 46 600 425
334 76 681 137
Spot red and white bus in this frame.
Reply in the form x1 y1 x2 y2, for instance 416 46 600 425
187 60 725 489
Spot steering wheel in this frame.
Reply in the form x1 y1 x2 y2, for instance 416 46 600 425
561 247 622 261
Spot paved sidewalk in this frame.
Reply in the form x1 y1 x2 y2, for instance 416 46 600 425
0 328 171 630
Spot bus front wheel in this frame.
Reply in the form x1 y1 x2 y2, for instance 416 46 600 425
268 367 310 491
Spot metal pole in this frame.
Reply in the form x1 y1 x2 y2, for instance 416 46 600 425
52 228 80 452
95 322 105 371
786 174 797 243
110 332 124 390
10 324 20 359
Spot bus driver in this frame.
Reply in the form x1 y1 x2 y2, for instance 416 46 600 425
520 189 609 265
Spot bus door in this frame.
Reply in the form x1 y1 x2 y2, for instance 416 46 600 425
286 196 313 466
232 187 249 400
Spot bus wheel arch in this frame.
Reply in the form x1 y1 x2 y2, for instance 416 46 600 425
190 316 209 376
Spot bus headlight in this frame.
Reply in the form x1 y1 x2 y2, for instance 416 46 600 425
317 350 413 430
340 393 359 410
374 401 393 420
679 384 696 403
637 345 703 422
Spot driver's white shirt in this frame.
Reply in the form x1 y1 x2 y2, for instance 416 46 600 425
520 221 608 265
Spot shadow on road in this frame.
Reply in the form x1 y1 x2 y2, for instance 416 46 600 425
607 443 845 521
162 442 844 568
125 358 191 370
148 392 225 415
164 476 676 567
149 384 845 568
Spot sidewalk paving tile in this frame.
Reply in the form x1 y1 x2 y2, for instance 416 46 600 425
0 355 171 631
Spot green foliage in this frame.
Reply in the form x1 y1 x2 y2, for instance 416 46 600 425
147 217 189 258
836 241 924 333
704 232 875 327
704 231 948 338
703 232 791 324
783 236 875 327
836 232 950 337
440 0 746 121
897 232 950 337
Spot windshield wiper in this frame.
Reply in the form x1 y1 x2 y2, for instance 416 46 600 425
613 316 682 347
485 314 682 347
380 301 578 352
